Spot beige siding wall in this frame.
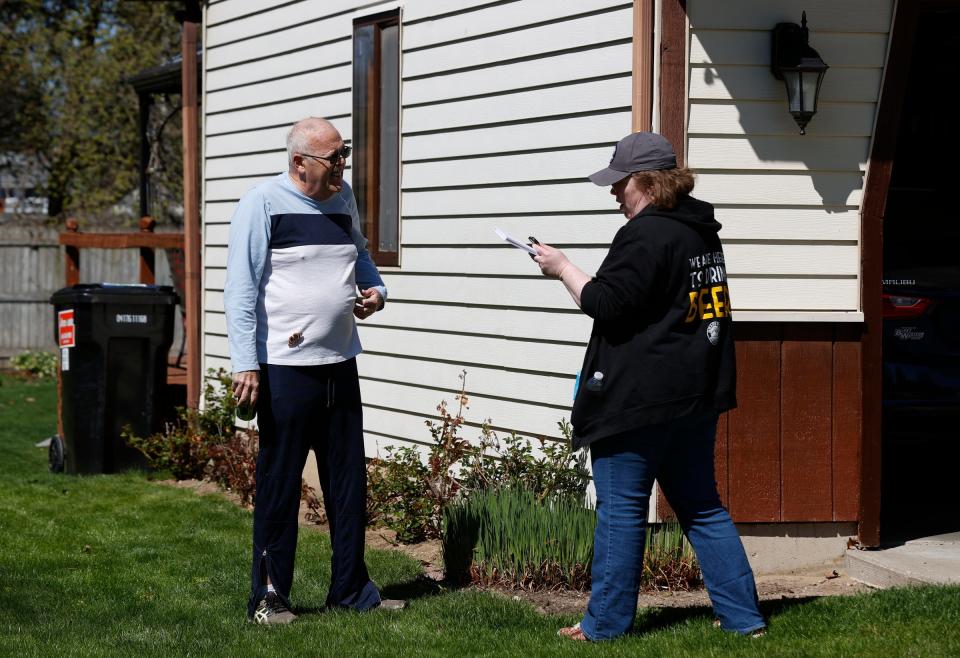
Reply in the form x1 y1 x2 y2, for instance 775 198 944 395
686 0 894 320
201 0 632 454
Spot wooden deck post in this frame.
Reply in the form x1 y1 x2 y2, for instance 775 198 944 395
180 15 202 410
64 218 80 287
138 216 157 285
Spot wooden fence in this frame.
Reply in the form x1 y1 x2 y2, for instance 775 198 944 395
0 225 184 366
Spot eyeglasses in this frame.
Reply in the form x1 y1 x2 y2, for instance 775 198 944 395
299 144 352 166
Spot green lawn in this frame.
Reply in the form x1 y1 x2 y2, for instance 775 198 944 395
1 374 958 657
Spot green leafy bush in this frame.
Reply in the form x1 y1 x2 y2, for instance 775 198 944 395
122 368 317 510
10 350 58 379
367 446 433 543
366 372 589 545
366 374 473 543
123 369 238 482
459 419 590 502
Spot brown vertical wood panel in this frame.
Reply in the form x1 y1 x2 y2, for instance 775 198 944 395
781 325 834 521
726 324 781 521
832 324 862 521
715 412 729 506
180 18 202 410
659 0 686 166
632 0 654 132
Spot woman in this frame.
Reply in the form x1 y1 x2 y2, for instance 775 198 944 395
532 132 766 641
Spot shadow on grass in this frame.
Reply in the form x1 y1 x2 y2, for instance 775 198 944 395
627 596 820 635
380 574 448 602
291 575 447 616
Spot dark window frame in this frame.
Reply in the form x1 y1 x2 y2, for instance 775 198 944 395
352 9 401 267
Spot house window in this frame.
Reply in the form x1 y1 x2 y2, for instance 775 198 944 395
353 10 400 267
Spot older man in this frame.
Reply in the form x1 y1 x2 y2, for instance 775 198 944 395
225 117 401 624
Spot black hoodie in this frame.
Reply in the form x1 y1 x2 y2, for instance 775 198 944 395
570 194 737 449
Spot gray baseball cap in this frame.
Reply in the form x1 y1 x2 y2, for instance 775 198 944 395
588 132 677 186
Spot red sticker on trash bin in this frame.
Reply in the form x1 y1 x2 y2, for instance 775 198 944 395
58 309 75 348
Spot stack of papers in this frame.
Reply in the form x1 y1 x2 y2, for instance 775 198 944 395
494 227 536 255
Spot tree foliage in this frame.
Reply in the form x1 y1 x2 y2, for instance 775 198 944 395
0 0 182 222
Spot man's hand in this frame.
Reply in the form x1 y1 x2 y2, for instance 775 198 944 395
353 288 383 320
232 370 260 408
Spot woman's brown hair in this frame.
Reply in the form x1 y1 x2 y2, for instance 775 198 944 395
631 167 695 209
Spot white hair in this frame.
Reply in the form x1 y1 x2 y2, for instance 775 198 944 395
285 117 336 167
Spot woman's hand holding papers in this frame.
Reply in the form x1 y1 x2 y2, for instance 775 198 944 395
532 242 569 279
533 243 591 308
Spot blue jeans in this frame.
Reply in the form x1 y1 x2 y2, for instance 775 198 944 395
580 413 765 640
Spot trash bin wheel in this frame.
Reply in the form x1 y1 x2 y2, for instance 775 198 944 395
49 435 65 473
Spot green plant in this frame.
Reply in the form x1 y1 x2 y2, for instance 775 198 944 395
443 487 595 590
459 419 590 503
122 369 238 481
10 349 58 379
443 485 701 592
204 427 259 507
367 446 433 543
367 371 474 543
642 522 702 591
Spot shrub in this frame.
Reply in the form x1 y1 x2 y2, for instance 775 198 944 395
366 446 433 543
205 427 259 507
366 372 589 544
123 369 238 481
10 350 57 379
123 368 320 510
366 372 474 543
459 419 590 503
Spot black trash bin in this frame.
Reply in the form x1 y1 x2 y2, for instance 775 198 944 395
50 283 179 475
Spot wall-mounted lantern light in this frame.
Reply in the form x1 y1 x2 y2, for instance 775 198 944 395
771 11 829 135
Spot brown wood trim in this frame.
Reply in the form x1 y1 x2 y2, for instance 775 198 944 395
658 0 686 166
59 233 184 250
181 18 202 411
354 11 400 268
632 0 654 132
652 0 687 522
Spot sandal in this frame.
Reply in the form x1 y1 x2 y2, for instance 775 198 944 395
557 622 589 641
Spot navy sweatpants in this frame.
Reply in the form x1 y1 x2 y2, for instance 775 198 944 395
247 358 381 616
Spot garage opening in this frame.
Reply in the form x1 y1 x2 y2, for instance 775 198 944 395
880 8 960 542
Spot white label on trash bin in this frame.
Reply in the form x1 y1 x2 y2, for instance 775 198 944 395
61 347 70 372
58 309 75 348
115 313 148 324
